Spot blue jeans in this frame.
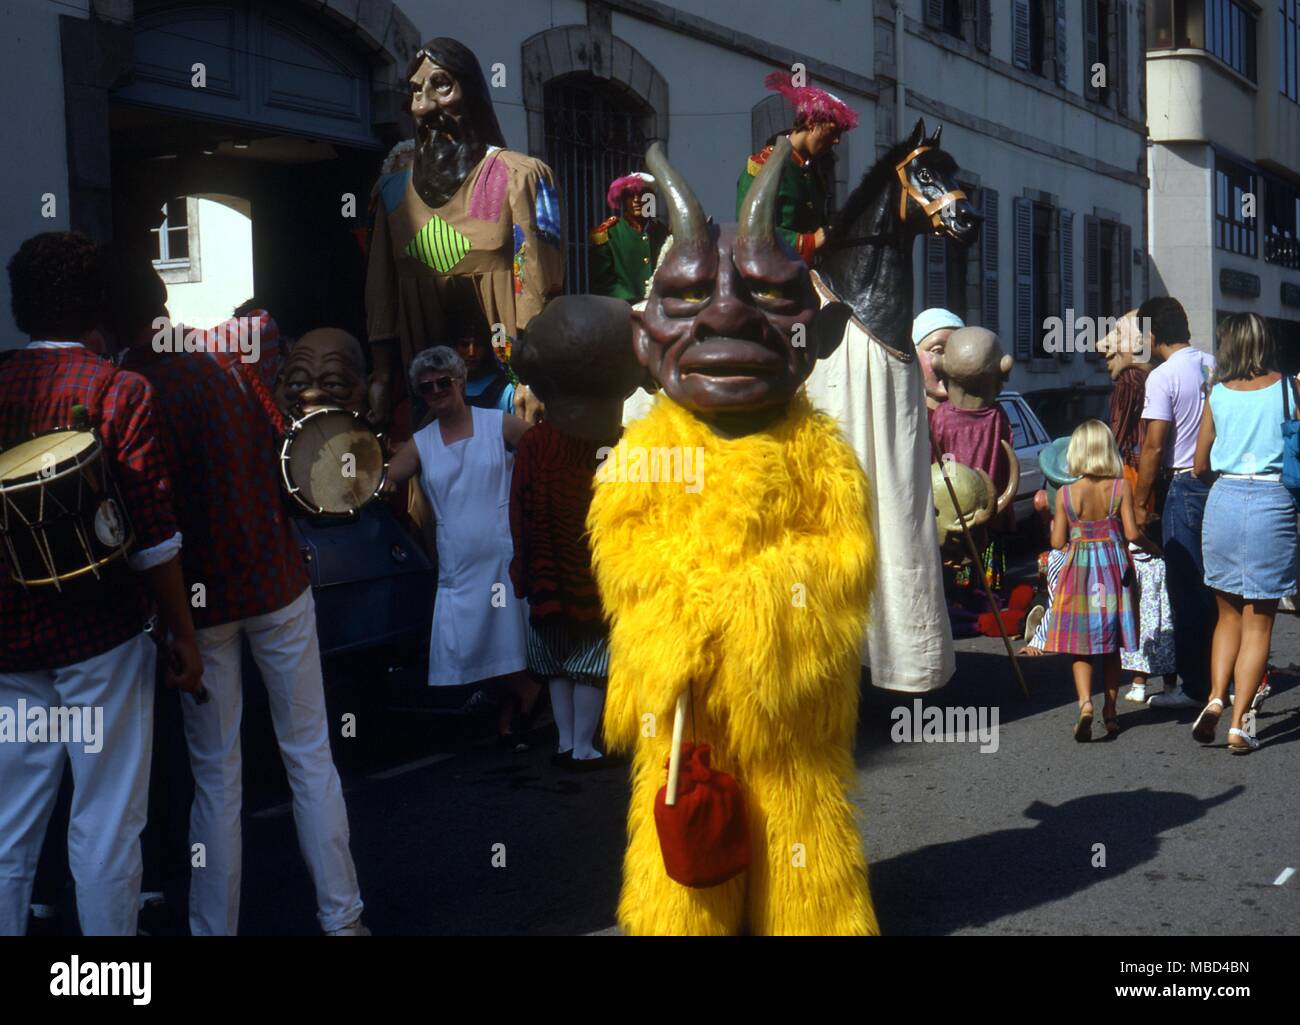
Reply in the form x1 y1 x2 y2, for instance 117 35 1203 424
1161 473 1216 700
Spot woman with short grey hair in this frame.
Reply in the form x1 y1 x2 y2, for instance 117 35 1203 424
387 345 539 746
407 346 466 395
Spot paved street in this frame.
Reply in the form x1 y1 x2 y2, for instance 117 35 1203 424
233 591 1300 936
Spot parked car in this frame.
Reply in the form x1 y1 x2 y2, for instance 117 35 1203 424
996 391 1050 525
1023 384 1113 440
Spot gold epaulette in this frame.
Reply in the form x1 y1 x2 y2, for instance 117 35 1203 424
746 144 775 178
590 215 619 245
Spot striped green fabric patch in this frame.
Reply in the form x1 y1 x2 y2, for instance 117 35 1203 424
406 215 471 272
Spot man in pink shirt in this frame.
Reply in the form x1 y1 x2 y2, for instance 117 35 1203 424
1133 297 1216 708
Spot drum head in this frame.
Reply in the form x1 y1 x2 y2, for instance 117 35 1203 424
0 431 97 484
285 409 384 515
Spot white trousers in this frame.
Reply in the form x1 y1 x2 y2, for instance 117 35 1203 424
184 587 362 934
0 633 156 936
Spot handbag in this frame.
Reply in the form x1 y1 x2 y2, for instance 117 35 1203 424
1281 375 1300 509
653 685 750 888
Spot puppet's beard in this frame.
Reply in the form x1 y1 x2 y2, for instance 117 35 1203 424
412 114 486 208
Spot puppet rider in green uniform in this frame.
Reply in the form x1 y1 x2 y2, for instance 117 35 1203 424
588 172 668 303
736 71 858 265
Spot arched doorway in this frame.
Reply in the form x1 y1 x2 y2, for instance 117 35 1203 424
521 25 668 295
67 0 419 339
544 75 652 294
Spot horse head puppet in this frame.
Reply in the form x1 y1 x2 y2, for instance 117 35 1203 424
817 119 982 353
634 138 852 436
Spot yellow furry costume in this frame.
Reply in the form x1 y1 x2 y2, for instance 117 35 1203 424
588 391 877 935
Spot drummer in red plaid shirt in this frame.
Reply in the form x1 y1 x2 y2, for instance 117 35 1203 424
0 232 203 936
106 247 367 937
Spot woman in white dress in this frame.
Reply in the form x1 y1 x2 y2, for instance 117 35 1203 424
387 346 539 744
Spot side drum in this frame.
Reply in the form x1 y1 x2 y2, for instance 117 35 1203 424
280 407 386 517
0 429 134 589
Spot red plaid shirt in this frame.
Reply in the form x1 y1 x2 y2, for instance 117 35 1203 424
0 346 178 671
119 348 307 628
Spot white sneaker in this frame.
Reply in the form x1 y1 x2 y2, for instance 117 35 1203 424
1147 685 1198 709
1124 682 1148 704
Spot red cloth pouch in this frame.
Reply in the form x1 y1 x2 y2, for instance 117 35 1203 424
653 743 750 888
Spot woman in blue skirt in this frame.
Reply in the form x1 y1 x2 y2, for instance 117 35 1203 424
1193 313 1299 753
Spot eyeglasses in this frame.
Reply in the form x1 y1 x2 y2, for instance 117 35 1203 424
418 376 455 396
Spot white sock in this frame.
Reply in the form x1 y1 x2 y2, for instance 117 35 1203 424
548 677 574 753
572 683 605 760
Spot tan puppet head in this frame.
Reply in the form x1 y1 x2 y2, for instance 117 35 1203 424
929 326 1013 410
1095 309 1148 381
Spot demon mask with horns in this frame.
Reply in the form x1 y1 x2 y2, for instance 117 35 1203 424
634 137 853 436
586 138 880 936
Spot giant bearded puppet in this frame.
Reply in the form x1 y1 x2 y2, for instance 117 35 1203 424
365 38 562 426
588 139 877 935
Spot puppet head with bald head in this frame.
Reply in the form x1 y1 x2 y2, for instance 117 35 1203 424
929 326 1013 410
512 295 643 443
632 139 851 437
275 328 369 417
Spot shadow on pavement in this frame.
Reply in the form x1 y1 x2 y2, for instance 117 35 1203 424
870 784 1245 935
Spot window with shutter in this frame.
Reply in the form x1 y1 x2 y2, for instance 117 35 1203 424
983 188 1000 332
1060 209 1075 361
1084 215 1102 361
1084 0 1101 101
925 234 948 310
1014 196 1034 360
1119 222 1133 312
924 0 946 30
1013 0 1032 69
1054 0 1069 86
1116 0 1129 116
977 0 992 51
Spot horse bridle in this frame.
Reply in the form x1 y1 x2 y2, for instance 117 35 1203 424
825 144 967 250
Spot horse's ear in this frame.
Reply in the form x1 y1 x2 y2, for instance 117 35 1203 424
929 124 943 147
909 118 926 147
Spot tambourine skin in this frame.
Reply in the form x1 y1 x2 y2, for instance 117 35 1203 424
0 427 135 589
279 407 387 518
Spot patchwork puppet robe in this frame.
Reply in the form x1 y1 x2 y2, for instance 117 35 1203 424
365 145 563 367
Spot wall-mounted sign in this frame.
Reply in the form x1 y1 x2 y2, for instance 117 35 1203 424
1220 268 1261 298
1282 282 1300 308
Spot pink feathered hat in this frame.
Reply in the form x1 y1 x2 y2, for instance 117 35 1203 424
606 172 656 210
764 71 859 131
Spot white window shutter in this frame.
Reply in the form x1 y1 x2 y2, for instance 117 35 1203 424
1119 222 1133 312
1060 208 1074 361
982 188 1000 331
1013 0 1031 69
1116 0 1130 116
925 234 948 309
1084 215 1102 361
1084 0 1101 102
1054 0 1069 87
977 0 992 51
1014 196 1033 361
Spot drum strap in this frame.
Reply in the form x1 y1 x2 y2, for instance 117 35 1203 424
229 358 288 435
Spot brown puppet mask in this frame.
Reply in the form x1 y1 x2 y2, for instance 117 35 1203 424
407 38 507 209
275 328 369 417
633 139 851 436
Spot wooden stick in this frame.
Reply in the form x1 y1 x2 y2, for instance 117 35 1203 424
938 462 1030 699
665 690 688 806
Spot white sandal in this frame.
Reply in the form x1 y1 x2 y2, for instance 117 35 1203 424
1227 727 1259 754
1192 699 1224 744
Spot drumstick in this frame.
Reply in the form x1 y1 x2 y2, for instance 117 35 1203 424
665 691 688 807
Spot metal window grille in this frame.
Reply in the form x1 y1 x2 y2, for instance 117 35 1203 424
544 76 652 296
